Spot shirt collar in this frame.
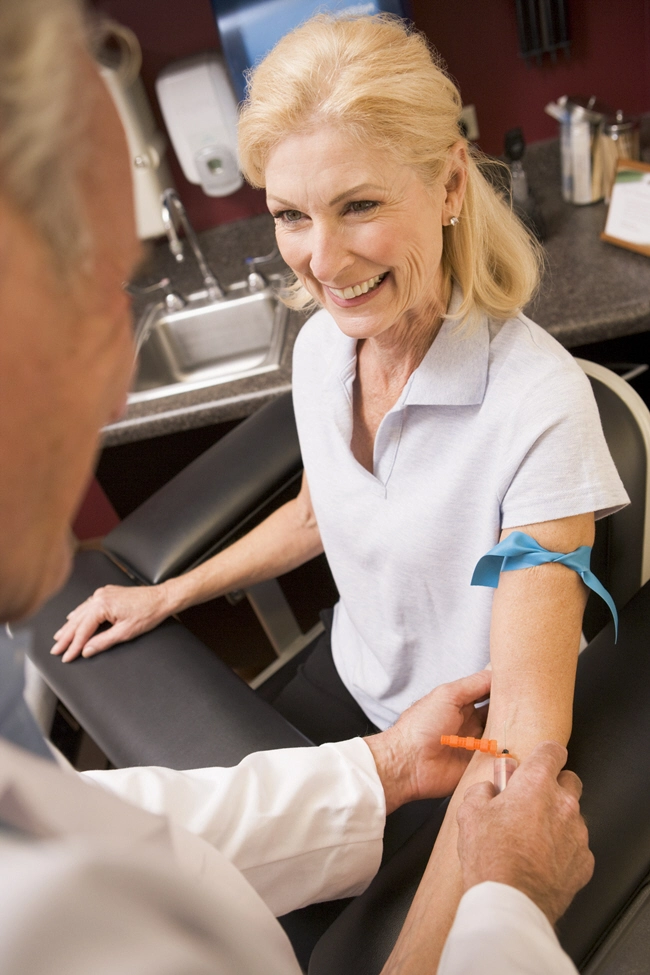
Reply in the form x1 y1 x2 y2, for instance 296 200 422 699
405 290 490 407
324 286 490 408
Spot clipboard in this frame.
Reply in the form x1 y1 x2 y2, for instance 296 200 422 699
601 159 650 257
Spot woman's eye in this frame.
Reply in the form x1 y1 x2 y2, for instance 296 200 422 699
347 200 379 214
274 209 304 224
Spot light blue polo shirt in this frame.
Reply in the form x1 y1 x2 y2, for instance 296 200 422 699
292 301 629 730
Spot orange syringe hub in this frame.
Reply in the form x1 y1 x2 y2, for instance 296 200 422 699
440 735 499 755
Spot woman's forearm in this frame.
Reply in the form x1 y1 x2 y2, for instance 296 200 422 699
381 514 592 973
159 493 324 615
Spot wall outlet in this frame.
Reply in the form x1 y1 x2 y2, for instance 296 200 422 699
460 104 479 141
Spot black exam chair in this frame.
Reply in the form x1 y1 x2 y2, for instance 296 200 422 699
26 364 650 971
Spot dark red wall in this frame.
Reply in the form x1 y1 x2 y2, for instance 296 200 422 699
93 0 650 225
414 0 650 155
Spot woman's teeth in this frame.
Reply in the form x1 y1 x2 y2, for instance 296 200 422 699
330 273 386 300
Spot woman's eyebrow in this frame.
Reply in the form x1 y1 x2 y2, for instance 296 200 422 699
267 183 385 210
266 195 298 209
328 183 384 205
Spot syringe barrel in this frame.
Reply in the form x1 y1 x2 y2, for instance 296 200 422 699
493 756 518 793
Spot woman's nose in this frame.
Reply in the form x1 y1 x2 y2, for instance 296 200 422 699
308 227 354 284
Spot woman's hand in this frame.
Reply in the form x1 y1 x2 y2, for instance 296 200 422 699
50 584 174 662
364 670 491 815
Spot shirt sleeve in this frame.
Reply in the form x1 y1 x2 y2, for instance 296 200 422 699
83 737 385 917
438 882 579 975
499 362 629 529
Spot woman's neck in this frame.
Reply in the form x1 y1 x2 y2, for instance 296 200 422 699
358 279 451 392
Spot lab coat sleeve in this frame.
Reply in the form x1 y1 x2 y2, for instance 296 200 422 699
438 882 579 975
83 738 386 917
0 832 303 975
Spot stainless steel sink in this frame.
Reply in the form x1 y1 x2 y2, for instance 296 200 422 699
129 278 289 403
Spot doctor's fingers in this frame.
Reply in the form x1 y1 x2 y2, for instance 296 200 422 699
441 669 492 711
459 779 498 812
557 769 583 802
514 741 569 789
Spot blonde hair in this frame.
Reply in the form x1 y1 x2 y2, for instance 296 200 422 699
238 14 542 325
0 0 89 266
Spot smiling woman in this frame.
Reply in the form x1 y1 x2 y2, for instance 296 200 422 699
238 14 540 327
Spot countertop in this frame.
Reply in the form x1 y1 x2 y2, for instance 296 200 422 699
104 139 650 446
524 139 650 345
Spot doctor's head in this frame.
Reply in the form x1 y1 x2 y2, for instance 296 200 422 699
0 0 139 622
238 14 541 338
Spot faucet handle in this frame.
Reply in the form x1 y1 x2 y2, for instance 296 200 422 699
244 247 280 293
124 276 171 296
124 277 186 312
245 246 280 268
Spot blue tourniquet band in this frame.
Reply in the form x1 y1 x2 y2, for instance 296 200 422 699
471 530 618 640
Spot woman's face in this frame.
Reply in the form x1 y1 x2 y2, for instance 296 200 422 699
265 126 465 342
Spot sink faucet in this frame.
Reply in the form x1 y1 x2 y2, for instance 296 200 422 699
160 188 225 301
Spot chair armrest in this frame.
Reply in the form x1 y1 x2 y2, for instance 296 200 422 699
27 550 311 769
104 391 301 585
557 580 650 965
309 581 650 974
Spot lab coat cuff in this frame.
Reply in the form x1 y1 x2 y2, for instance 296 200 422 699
439 882 578 975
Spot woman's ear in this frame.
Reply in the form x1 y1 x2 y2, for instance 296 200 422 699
443 141 469 224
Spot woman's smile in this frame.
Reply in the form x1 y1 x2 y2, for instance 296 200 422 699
326 272 388 305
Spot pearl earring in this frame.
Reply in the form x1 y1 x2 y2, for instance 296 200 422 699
449 216 459 226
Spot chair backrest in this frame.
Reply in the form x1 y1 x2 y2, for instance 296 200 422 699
576 360 650 640
102 391 302 585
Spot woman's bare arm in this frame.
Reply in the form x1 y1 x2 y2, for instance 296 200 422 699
381 511 594 974
51 472 323 660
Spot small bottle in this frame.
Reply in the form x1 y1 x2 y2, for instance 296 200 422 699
504 127 529 205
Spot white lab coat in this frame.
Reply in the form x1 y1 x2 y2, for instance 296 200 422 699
0 736 578 973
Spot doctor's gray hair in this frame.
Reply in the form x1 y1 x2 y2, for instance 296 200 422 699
0 0 89 265
238 14 542 325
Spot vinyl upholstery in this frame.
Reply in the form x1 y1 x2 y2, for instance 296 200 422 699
104 391 302 585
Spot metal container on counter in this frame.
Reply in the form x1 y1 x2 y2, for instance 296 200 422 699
600 110 641 203
545 95 610 205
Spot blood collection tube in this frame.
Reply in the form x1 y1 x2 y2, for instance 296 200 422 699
493 753 518 793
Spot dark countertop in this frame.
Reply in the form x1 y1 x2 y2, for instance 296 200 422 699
524 139 650 345
104 139 650 446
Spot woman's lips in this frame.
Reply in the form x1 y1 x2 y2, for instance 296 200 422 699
325 272 389 307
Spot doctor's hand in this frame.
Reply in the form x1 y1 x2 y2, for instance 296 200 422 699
50 584 175 662
364 670 491 815
456 740 594 924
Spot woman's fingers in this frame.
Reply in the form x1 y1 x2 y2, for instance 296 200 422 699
51 611 104 659
81 619 137 657
59 607 110 662
50 585 168 663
